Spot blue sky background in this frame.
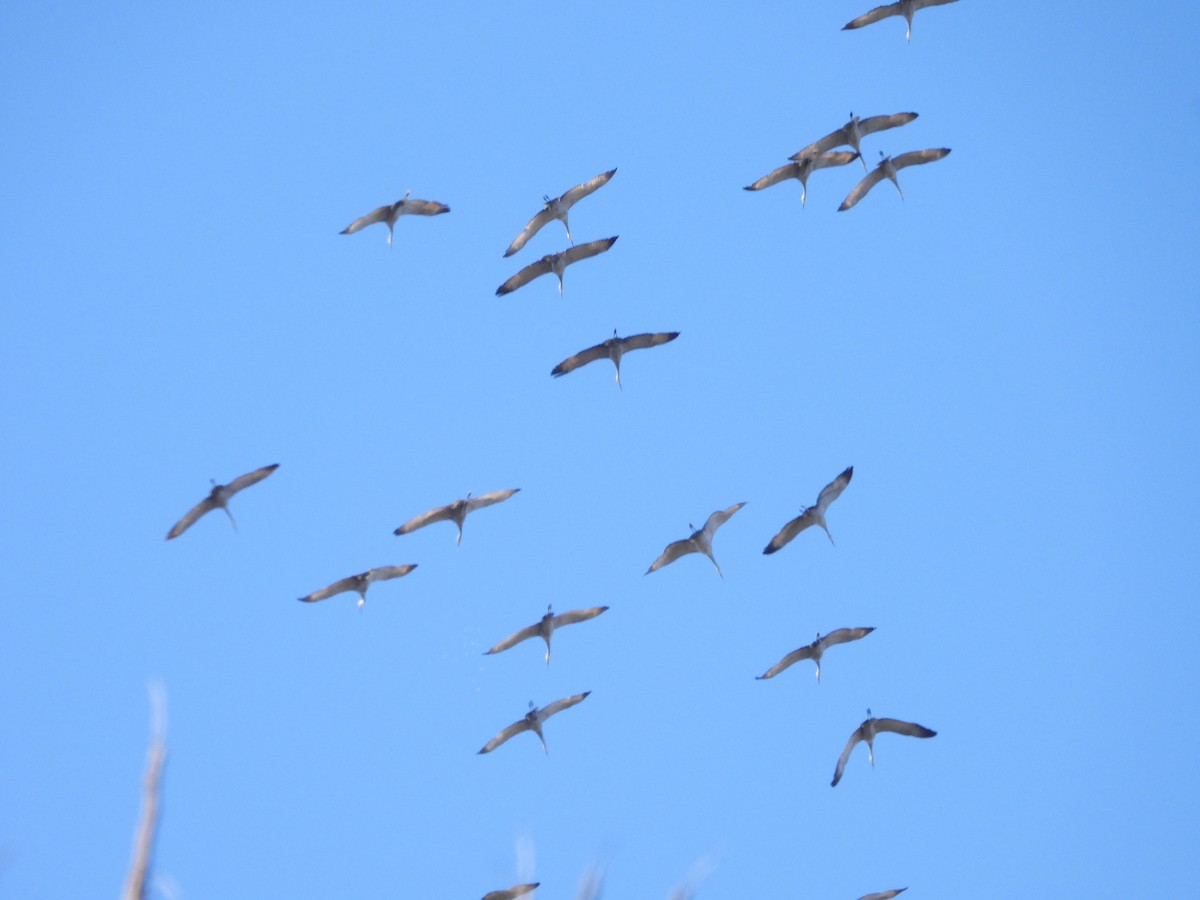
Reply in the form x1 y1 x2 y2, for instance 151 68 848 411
2 1 1198 897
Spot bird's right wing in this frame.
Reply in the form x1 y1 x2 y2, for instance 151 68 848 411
831 725 866 786
165 496 217 540
838 167 887 211
340 204 392 235
701 502 746 538
552 606 609 627
815 466 854 513
789 127 850 161
400 198 450 216
369 564 417 582
496 256 554 295
504 207 557 257
551 341 610 377
558 168 617 208
561 236 618 266
756 644 815 680
482 884 541 900
744 162 801 191
394 503 456 535
225 463 280 496
892 147 951 171
646 538 697 573
465 488 520 512
858 112 919 136
763 509 815 554
857 890 907 900
478 718 531 754
298 576 357 603
484 622 542 655
810 150 861 172
541 691 590 720
842 2 904 30
620 331 679 353
820 626 875 648
874 718 937 738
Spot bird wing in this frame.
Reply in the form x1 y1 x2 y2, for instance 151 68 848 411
858 112 919 136
838 166 888 211
874 718 937 738
541 691 590 719
225 463 279 496
620 331 680 353
744 162 802 191
465 488 520 513
482 885 540 900
558 168 617 208
789 126 851 160
484 622 543 655
367 564 417 582
831 723 867 786
701 502 745 538
552 606 609 628
809 150 860 171
496 256 555 295
842 2 904 30
551 340 611 377
762 509 816 554
892 147 951 170
505 207 557 257
561 236 618 266
917 0 958 8
857 890 906 900
646 537 698 573
818 626 875 648
478 718 532 754
815 466 854 513
340 203 393 235
398 198 450 216
394 503 457 535
165 496 217 540
298 575 359 603
756 644 816 680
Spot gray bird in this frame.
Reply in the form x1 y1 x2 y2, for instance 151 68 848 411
394 489 520 545
763 466 853 554
789 113 918 169
757 627 875 682
166 464 279 540
744 151 859 205
858 890 907 900
839 149 950 210
485 604 610 665
552 330 679 388
832 710 937 786
505 169 617 256
496 237 618 297
339 191 450 247
297 565 417 610
647 503 746 578
842 0 959 41
482 884 540 900
479 693 591 755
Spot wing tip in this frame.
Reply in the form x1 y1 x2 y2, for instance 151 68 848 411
762 543 777 555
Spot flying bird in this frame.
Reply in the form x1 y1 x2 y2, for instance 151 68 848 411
485 604 609 665
394 489 520 545
763 466 853 554
756 627 875 682
165 464 279 540
743 151 859 205
496 237 618 297
843 0 959 41
297 565 417 609
339 191 450 247
647 502 746 578
858 890 907 900
789 113 918 169
552 330 679 388
839 149 950 210
505 168 617 256
482 884 540 900
831 710 937 786
479 692 591 755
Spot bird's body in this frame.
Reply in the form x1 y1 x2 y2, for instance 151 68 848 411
832 710 937 786
166 464 279 540
394 489 520 545
757 627 875 682
647 502 746 578
340 192 450 246
744 151 859 205
479 692 591 754
839 149 950 211
505 168 616 256
790 113 918 169
496 237 618 296
485 604 609 665
842 0 959 41
552 330 679 387
763 466 853 554
297 565 417 609
482 884 540 900
858 890 907 900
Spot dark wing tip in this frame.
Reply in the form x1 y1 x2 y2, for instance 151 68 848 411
495 286 510 296
581 690 592 698
845 465 854 480
742 185 756 191
339 227 351 235
551 366 566 377
762 543 777 555
837 201 851 212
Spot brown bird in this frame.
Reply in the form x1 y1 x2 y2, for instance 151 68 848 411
789 113 918 169
339 191 450 247
756 627 875 682
166 464 279 540
647 502 746 578
482 884 539 900
843 0 959 41
832 710 937 786
839 149 950 211
479 693 591 755
552 330 679 388
763 466 853 554
858 890 907 900
394 489 520 545
505 168 616 256
485 604 609 665
744 151 859 205
297 565 417 609
496 237 618 297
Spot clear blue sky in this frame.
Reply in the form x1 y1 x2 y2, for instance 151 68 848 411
2 2 1198 897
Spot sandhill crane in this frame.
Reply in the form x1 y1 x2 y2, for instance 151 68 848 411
297 565 417 609
839 149 950 210
505 168 617 256
485 604 609 665
393 489 519 545
858 890 907 900
744 151 859 205
763 466 853 554
339 192 450 247
479 692 591 755
496 237 618 297
647 503 746 578
789 113 918 169
756 627 875 682
482 884 540 900
843 0 959 41
831 710 937 786
165 464 278 540
552 330 679 388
